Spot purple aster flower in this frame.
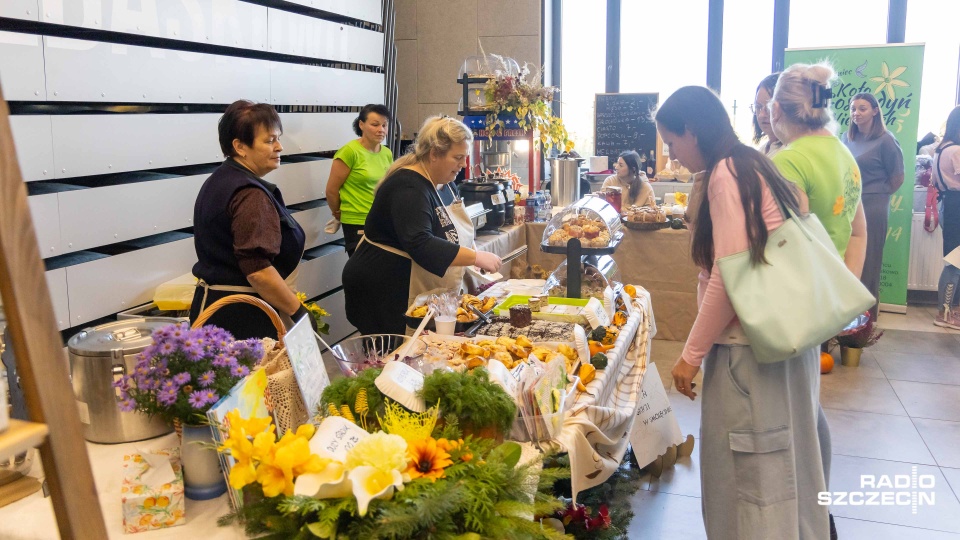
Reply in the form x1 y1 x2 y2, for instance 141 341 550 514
202 390 220 406
198 370 216 388
230 365 250 378
157 388 178 406
160 379 178 391
186 391 206 408
170 325 186 340
111 378 128 390
184 345 205 362
158 341 176 355
118 398 137 412
212 353 231 368
225 357 240 371
173 372 191 385
140 378 159 391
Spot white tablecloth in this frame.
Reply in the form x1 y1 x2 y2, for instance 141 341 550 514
1 434 240 539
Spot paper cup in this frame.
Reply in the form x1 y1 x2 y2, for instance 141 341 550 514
435 316 456 335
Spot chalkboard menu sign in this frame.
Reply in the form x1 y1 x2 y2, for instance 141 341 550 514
594 93 659 170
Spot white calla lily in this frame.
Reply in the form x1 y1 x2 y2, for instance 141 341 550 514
349 465 404 516
293 460 351 499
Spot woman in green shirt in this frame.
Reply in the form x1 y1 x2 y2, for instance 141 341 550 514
326 104 394 255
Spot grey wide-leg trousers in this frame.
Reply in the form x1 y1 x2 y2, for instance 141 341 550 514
700 344 829 540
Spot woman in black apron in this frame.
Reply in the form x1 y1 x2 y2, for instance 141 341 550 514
933 106 960 329
190 100 314 340
342 116 502 335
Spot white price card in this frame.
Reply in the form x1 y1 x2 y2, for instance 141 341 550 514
283 315 331 416
491 193 506 205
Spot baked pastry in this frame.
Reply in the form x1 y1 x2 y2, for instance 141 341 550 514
509 305 532 328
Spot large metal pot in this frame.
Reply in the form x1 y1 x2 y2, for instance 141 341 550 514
68 318 174 443
549 157 583 207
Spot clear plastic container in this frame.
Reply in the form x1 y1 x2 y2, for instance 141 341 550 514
540 196 624 250
543 256 621 300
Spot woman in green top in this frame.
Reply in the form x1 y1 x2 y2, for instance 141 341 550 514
769 63 867 540
326 104 394 255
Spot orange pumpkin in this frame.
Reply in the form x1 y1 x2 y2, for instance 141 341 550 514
820 352 834 374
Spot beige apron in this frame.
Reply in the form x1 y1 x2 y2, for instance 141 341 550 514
358 176 475 307
195 265 302 326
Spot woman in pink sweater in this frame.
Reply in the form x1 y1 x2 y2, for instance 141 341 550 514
657 86 828 540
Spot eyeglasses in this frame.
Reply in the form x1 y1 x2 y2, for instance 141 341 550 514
749 103 770 115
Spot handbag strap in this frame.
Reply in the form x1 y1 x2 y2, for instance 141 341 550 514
934 143 956 193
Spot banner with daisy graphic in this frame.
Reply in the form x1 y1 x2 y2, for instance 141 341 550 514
786 44 925 312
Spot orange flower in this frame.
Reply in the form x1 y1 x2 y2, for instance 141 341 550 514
832 196 845 216
406 438 453 481
437 438 472 462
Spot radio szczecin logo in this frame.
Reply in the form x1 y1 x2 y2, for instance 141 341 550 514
818 466 935 514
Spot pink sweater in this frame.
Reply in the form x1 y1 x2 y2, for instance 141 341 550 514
681 158 786 367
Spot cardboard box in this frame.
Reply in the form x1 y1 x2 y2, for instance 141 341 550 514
120 448 185 533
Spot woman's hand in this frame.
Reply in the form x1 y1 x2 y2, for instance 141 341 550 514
672 356 700 400
474 250 503 273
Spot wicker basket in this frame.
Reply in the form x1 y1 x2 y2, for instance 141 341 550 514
191 295 309 436
622 220 669 231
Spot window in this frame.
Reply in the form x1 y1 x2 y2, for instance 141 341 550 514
906 0 960 138
560 0 607 156
720 0 774 143
620 0 709 104
788 0 888 49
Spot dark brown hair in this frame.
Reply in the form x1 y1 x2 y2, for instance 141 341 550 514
846 92 887 141
353 104 392 136
218 100 283 157
753 72 780 144
939 105 960 149
618 150 644 202
656 86 800 270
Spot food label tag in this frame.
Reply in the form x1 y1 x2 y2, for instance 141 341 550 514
491 193 506 205
310 416 370 462
375 361 426 412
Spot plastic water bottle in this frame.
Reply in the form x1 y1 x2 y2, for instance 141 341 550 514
543 190 552 218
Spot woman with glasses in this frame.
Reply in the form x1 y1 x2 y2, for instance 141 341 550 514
751 73 783 157
842 93 904 320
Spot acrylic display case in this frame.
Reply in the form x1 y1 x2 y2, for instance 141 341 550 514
540 195 624 255
543 256 621 300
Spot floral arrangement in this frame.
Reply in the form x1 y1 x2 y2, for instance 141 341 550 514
216 401 571 539
836 314 884 349
114 323 263 425
297 292 330 335
482 56 573 153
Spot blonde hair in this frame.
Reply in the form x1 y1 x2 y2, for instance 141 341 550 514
379 115 474 188
771 62 837 141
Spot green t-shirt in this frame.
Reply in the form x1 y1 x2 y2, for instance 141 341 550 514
772 135 862 257
333 140 394 225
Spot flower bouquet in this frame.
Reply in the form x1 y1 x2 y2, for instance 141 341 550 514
481 55 573 153
115 322 264 425
297 292 330 335
216 366 571 539
835 313 883 367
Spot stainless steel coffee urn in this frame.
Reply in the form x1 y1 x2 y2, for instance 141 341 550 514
68 318 175 443
549 156 582 207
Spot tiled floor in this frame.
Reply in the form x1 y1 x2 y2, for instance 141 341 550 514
628 305 960 539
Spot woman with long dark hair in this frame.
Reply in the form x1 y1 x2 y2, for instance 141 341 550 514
601 150 655 207
932 105 960 329
752 72 783 156
658 86 827 539
842 92 904 320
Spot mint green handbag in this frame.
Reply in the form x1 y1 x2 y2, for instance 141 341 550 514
716 198 875 363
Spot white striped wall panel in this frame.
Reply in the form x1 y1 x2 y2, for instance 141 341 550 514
268 9 384 67
298 246 348 299
270 159 331 204
269 63 385 106
312 0 383 24
50 114 222 178
293 204 341 251
45 269 70 330
0 31 46 101
39 0 268 51
280 112 356 155
0 0 39 20
908 213 944 291
9 115 54 182
27 193 61 257
57 175 205 255
321 289 356 344
44 37 270 104
65 238 196 325
281 0 382 24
